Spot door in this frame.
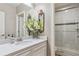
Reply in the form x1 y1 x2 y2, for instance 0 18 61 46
55 7 79 50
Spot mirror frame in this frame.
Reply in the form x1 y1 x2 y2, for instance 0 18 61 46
38 10 45 32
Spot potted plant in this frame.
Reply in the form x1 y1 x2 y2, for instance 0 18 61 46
25 17 43 38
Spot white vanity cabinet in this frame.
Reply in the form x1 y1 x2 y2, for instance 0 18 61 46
31 41 47 56
6 40 47 56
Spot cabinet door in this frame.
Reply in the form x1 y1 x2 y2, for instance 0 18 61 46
31 46 47 56
31 42 47 56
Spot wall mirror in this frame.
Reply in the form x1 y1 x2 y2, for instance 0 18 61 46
38 10 45 32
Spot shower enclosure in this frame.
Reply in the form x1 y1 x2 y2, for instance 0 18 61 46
55 4 79 56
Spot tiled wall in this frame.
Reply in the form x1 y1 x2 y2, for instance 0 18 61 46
55 7 79 51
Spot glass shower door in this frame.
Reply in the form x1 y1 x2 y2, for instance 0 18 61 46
55 7 79 56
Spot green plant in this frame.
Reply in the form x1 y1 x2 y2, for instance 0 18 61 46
25 18 43 38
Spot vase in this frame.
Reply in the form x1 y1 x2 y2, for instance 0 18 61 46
32 32 39 38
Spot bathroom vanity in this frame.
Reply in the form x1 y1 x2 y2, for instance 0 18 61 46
0 38 47 56
0 3 47 56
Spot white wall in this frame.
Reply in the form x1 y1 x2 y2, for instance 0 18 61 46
0 4 16 37
33 3 55 56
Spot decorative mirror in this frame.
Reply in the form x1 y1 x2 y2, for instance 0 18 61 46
38 10 45 32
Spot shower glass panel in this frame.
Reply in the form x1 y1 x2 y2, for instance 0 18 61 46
55 7 79 56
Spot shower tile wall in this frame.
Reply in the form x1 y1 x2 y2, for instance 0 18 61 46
55 7 79 51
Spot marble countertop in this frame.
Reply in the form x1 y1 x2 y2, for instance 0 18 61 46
0 38 47 56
